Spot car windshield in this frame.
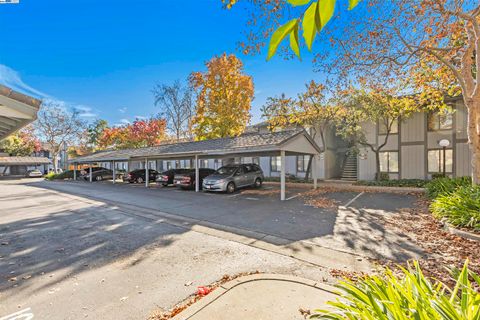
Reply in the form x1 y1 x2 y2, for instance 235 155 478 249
216 166 237 175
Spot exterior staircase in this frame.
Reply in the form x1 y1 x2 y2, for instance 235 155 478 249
341 153 358 181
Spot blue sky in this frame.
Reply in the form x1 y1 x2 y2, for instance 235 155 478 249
0 0 325 126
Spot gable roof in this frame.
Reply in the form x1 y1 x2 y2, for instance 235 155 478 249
70 129 321 163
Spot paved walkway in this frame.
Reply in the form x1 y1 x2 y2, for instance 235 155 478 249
172 274 337 320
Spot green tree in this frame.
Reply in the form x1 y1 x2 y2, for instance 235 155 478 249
87 119 109 150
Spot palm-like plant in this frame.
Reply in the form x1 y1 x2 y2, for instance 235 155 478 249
312 261 480 319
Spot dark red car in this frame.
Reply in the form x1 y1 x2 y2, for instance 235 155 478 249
124 169 158 183
173 168 216 189
155 169 191 186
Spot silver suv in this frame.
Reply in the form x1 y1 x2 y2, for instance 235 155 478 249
202 164 264 193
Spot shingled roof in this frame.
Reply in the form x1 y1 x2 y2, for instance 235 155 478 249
0 156 51 166
71 129 320 163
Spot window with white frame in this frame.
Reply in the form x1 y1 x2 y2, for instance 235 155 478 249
379 151 399 173
270 156 281 172
296 155 310 172
428 149 453 173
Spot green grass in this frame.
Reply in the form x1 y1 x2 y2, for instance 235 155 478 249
355 179 428 188
311 260 480 319
430 185 480 231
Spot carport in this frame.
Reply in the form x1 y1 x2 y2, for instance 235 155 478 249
70 129 322 200
0 85 42 140
0 156 51 176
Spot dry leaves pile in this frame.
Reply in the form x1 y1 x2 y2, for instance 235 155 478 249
149 271 260 320
377 197 480 287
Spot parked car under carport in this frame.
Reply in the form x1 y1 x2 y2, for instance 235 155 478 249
203 164 264 193
80 167 114 181
173 168 215 189
124 169 158 184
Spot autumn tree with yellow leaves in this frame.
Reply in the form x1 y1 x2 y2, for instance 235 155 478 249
189 54 254 140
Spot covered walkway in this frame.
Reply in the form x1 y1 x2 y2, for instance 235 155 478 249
70 129 322 200
0 85 42 140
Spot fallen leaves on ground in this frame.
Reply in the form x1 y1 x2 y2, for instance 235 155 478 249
375 197 480 287
148 271 260 320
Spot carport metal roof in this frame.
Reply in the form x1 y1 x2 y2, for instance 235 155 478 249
0 156 51 166
0 85 42 140
70 129 321 163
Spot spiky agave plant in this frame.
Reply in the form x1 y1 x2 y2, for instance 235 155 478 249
311 261 480 319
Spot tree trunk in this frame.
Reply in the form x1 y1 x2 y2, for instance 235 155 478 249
466 97 480 184
375 151 381 181
304 156 313 181
52 151 58 173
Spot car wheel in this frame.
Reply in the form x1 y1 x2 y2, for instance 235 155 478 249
137 177 144 184
254 178 262 188
162 183 168 187
96 175 103 181
226 182 236 194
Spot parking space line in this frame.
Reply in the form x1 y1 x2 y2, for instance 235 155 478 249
285 194 300 201
227 193 242 198
1 308 34 320
343 192 364 207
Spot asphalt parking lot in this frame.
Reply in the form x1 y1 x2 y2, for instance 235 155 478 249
25 178 423 261
1 179 335 320
0 178 424 319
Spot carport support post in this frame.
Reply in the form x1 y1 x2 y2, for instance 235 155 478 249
112 161 116 184
145 158 149 188
195 155 199 192
280 150 286 201
73 163 77 180
89 164 92 183
312 155 318 189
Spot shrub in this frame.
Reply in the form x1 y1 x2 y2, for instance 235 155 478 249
355 179 427 188
374 172 390 181
430 185 480 231
425 176 471 199
45 172 57 181
311 260 480 320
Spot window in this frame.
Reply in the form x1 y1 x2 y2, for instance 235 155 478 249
179 159 191 169
379 118 398 135
214 159 223 170
428 111 453 131
270 156 281 172
428 149 453 173
200 159 209 168
296 155 310 172
379 151 399 173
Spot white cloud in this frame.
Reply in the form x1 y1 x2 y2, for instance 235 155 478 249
119 119 130 124
74 105 99 118
134 115 147 120
0 64 50 99
118 107 127 113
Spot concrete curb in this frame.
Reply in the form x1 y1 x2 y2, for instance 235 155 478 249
265 181 425 194
171 274 338 320
443 223 480 242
